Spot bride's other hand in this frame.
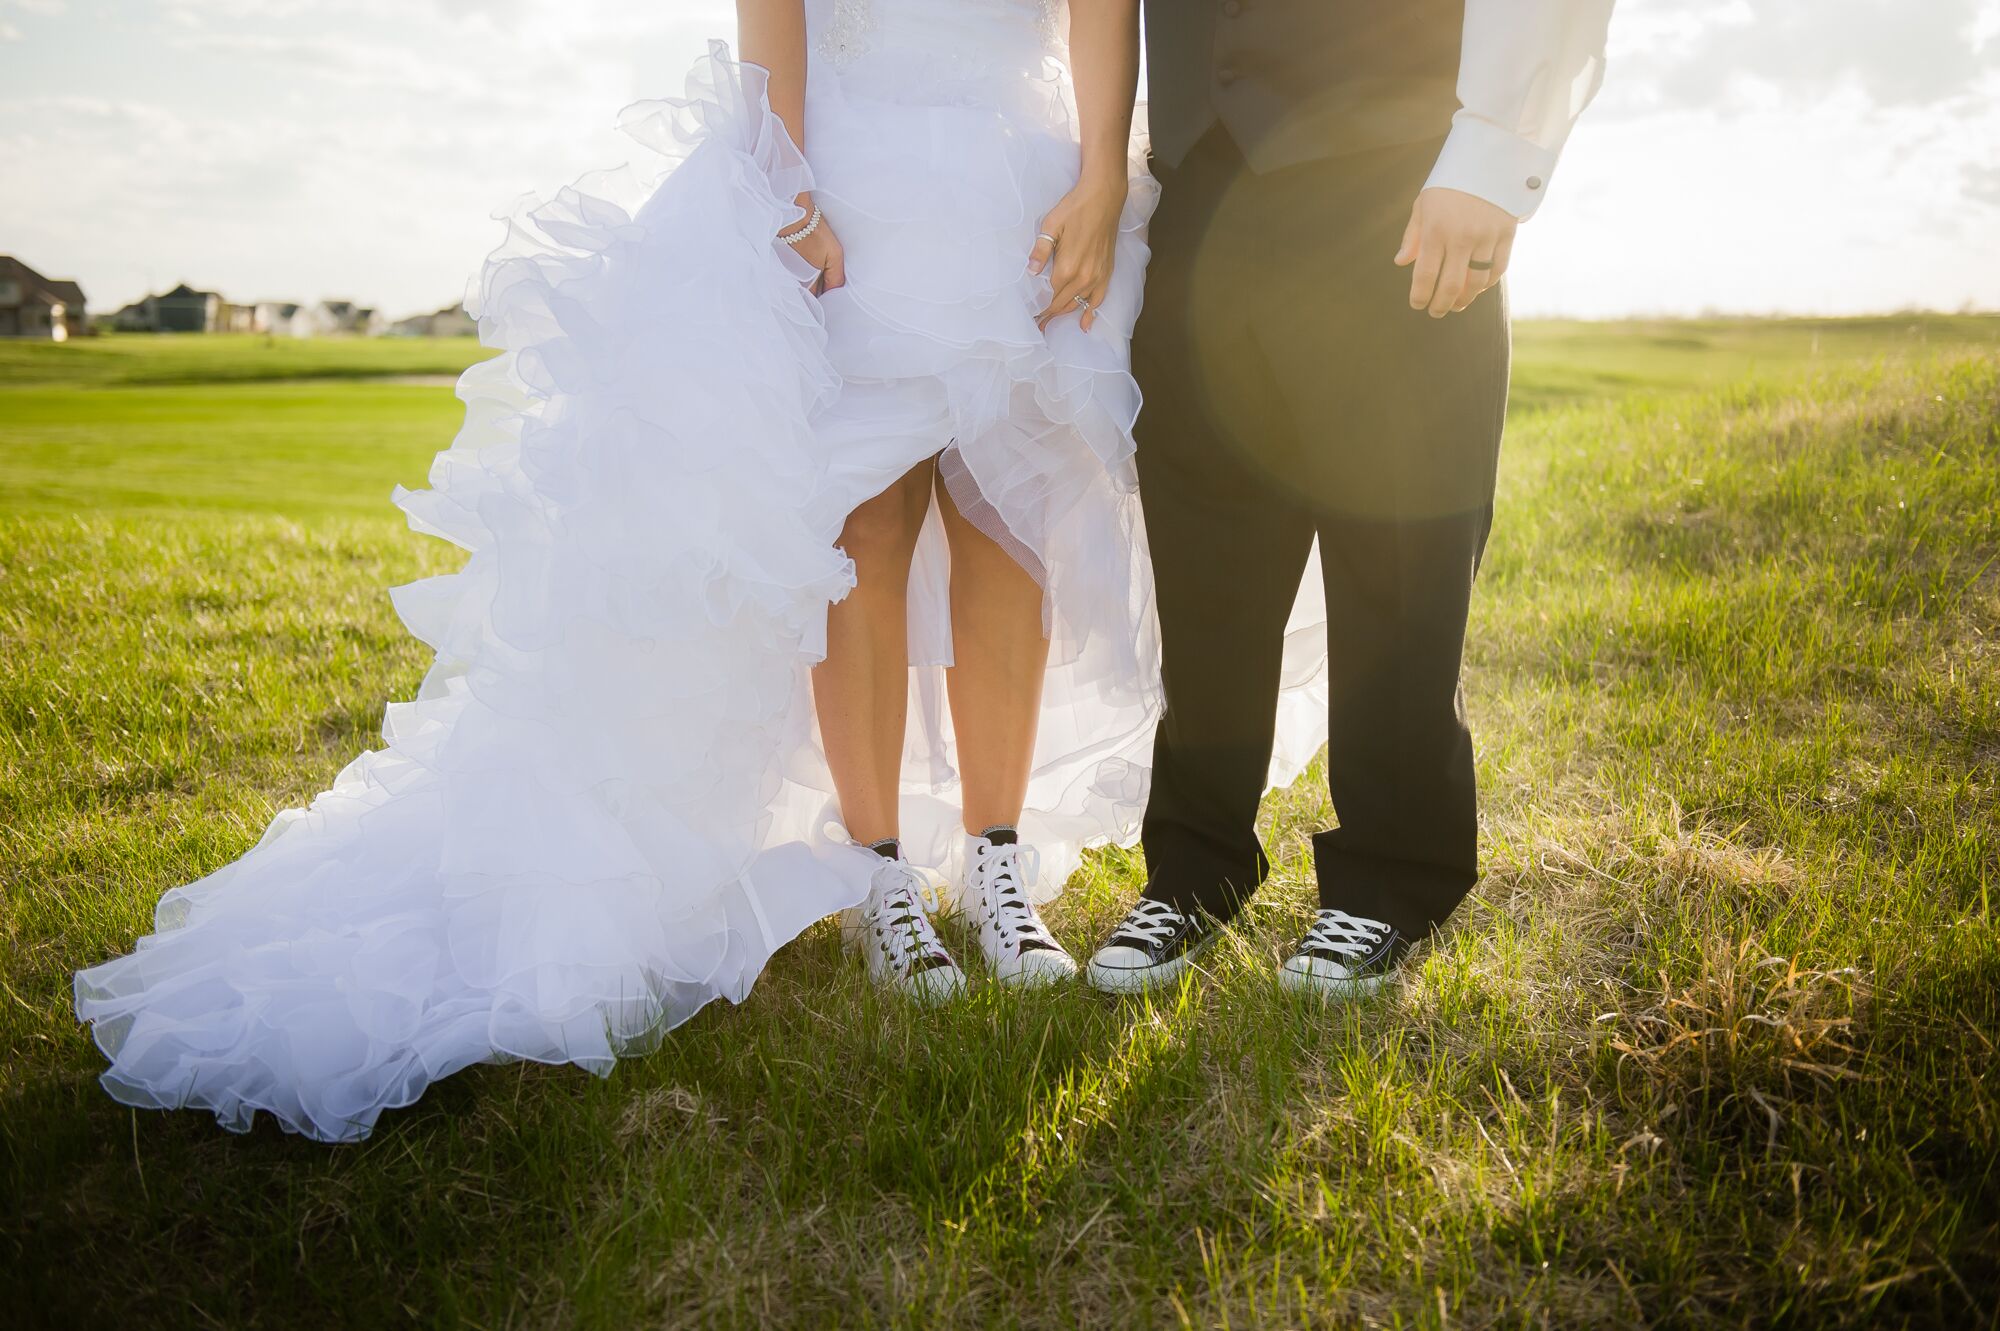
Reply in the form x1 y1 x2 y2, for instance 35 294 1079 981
1040 0 1140 335
740 3 837 291
1030 174 1124 333
780 195 846 296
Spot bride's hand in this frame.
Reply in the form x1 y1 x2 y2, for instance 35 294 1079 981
780 195 846 297
1030 173 1125 333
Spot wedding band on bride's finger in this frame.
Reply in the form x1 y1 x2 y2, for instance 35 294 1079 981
1037 232 1059 247
1074 294 1092 310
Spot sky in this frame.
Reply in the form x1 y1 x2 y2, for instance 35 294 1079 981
1 0 1997 320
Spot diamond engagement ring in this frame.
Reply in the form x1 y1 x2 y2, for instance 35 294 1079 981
1074 295 1092 310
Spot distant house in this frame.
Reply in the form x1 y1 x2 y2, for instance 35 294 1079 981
103 289 391 337
219 302 260 334
430 303 477 337
312 299 384 337
153 283 223 333
389 302 477 338
0 256 88 341
111 298 157 332
252 302 313 337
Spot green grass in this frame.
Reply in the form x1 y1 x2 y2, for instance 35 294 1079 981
2 320 1997 1328
0 330 494 387
1506 313 2000 412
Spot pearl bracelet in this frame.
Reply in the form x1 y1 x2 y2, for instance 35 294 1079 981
779 204 824 247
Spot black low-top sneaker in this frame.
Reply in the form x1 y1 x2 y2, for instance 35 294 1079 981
1085 898 1225 995
1277 908 1410 999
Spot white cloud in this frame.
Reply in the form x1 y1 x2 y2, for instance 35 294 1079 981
1660 0 1987 106
1517 90 2000 317
1506 0 2000 314
167 31 494 101
0 0 58 41
1597 0 1998 117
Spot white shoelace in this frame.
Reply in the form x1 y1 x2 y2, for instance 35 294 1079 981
971 840 1057 955
864 862 952 976
1299 908 1391 960
1110 898 1186 947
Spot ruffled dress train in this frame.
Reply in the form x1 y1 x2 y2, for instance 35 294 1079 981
74 13 1332 1142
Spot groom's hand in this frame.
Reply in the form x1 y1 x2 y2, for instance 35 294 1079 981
1395 188 1518 319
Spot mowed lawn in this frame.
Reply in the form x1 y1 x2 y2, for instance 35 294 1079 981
2 320 1997 1329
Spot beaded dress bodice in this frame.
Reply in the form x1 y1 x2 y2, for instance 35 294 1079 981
810 0 1065 75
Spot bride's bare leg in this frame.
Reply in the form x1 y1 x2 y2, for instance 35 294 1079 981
937 482 1051 834
814 460 937 847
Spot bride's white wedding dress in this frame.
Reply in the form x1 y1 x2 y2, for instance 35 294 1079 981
74 0 1333 1141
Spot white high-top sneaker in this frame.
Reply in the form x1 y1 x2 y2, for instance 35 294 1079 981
962 829 1078 987
853 857 966 1004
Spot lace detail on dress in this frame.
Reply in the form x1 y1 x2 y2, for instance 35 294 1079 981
815 0 1062 69
815 0 877 69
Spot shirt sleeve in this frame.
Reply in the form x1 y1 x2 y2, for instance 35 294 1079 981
1424 0 1615 220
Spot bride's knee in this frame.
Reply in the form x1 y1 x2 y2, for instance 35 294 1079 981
837 477 930 568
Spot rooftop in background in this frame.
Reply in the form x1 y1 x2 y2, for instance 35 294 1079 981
0 256 89 342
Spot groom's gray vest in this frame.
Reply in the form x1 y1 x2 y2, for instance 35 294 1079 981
1144 0 1467 172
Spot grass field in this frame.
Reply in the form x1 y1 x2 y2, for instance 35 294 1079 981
2 320 1997 1329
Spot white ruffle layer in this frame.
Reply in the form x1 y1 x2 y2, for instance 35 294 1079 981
74 53 880 1142
74 34 1331 1142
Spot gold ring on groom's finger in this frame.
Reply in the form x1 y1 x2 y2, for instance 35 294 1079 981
1467 259 1495 272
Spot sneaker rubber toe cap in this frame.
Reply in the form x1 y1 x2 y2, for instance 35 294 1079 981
1278 954 1388 998
1085 945 1169 993
999 948 1079 988
901 963 968 1005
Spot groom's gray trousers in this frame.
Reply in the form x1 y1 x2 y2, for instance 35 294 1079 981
1133 125 1510 940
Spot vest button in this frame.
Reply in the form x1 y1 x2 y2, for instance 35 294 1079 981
1221 0 1243 16
1527 176 1544 191
1216 65 1242 87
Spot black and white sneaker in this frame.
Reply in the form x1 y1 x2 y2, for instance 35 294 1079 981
962 831 1077 987
853 858 966 1004
1278 909 1409 999
1085 898 1225 995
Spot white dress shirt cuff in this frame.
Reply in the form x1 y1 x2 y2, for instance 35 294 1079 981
1425 115 1560 221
